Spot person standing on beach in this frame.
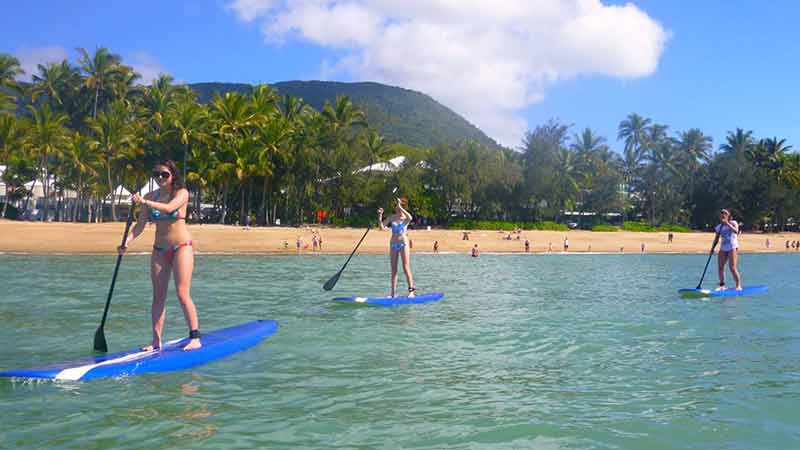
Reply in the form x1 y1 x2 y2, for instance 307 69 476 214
378 198 416 298
119 160 201 351
433 240 439 253
563 236 569 252
524 239 530 252
471 244 480 257
716 209 743 291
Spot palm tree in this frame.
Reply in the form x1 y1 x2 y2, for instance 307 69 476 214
64 132 100 221
25 104 69 221
172 97 208 182
571 127 608 154
720 128 754 159
748 137 791 178
87 100 136 221
76 47 125 119
617 114 652 218
0 54 24 113
253 116 293 224
209 92 256 224
0 114 24 217
29 61 79 108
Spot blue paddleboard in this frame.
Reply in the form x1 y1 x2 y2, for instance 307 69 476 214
678 285 768 299
0 320 278 381
334 292 444 306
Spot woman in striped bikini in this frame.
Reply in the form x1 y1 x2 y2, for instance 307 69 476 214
378 198 416 298
119 160 201 351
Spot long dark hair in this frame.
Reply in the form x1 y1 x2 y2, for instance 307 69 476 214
158 160 185 190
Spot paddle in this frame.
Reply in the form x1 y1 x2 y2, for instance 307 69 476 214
323 225 371 291
93 199 137 353
695 227 721 289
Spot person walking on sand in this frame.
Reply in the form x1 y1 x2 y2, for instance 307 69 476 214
716 209 743 291
378 198 416 298
641 242 646 253
119 160 201 352
668 232 674 244
433 240 439 253
563 236 569 252
524 239 530 252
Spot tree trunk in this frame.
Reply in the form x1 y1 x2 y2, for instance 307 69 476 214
220 181 229 224
93 86 99 119
106 162 115 221
260 177 269 226
41 151 50 222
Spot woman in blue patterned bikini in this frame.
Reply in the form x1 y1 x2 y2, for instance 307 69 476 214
118 160 201 351
378 198 416 298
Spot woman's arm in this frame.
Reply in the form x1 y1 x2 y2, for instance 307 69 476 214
727 220 739 234
142 189 189 213
119 203 149 251
377 208 388 231
397 201 413 224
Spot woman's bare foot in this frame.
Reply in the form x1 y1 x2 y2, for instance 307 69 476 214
408 287 417 298
183 338 202 351
141 341 161 352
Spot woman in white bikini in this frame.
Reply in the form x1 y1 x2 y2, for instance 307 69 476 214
716 209 743 291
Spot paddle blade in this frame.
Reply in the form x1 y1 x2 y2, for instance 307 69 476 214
323 271 342 291
93 327 108 353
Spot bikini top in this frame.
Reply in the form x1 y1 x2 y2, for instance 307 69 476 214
151 208 183 221
390 221 408 235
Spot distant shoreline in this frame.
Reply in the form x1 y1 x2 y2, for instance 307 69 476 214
2 220 798 256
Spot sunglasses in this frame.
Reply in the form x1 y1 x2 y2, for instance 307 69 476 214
152 170 172 179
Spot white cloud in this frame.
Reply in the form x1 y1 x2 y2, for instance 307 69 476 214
14 45 69 81
127 52 169 85
228 0 669 146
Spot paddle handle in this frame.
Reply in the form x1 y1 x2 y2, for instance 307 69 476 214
98 206 136 329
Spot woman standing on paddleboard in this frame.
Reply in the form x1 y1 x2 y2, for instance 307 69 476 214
378 198 416 298
118 160 201 351
716 209 742 291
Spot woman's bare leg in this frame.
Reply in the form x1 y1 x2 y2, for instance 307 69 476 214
145 251 171 350
173 246 201 350
728 250 742 290
390 249 399 297
401 245 415 297
717 251 728 288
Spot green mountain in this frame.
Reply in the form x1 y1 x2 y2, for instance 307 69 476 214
188 81 500 149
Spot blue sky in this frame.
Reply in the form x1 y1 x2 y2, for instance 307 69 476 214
2 1 799 151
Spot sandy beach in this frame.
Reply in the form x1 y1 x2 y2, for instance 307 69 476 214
0 219 797 255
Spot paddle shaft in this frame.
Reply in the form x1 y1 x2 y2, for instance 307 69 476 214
696 228 721 289
95 205 136 348
324 226 370 290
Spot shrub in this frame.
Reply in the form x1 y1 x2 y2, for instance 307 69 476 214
657 223 691 232
592 224 619 232
446 219 569 231
622 221 657 232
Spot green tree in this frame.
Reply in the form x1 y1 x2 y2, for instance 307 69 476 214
87 100 137 221
25 104 69 221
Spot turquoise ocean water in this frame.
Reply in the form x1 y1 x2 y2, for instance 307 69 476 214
0 253 798 449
